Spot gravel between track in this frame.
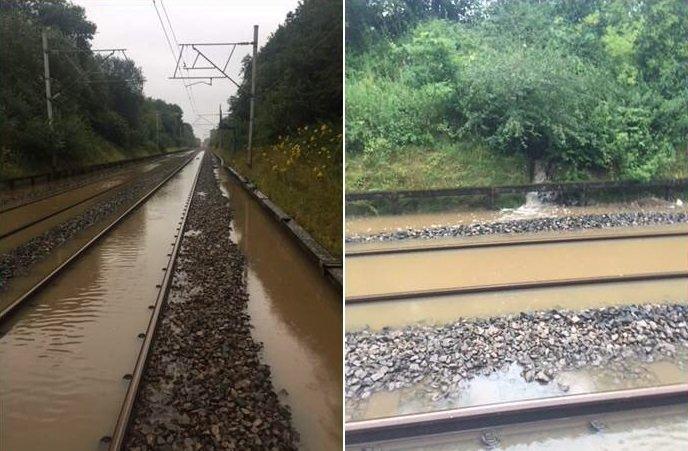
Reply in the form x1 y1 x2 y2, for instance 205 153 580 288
346 303 688 402
0 155 189 291
346 211 688 243
125 152 298 450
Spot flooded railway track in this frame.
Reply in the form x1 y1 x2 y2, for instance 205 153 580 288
0 152 201 450
346 232 688 301
346 383 688 445
345 220 688 448
348 271 688 303
346 227 688 257
0 153 189 243
0 152 196 320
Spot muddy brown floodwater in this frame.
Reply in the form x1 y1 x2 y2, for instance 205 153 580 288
0 156 201 451
0 159 167 247
347 358 688 422
346 235 688 299
215 165 342 450
346 278 688 331
345 199 688 237
346 202 688 446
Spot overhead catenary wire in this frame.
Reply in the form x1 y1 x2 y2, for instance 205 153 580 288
160 0 202 115
159 0 208 120
151 0 199 116
153 1 257 143
159 0 180 48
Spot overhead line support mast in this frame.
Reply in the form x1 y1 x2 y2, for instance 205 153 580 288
41 27 127 169
169 26 259 167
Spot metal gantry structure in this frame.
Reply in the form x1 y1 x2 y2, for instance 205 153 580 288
42 30 130 125
44 0 260 167
190 107 239 152
41 28 129 167
168 26 259 166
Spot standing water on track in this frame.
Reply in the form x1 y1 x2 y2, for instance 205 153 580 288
215 164 342 450
0 156 201 451
345 197 687 239
346 235 688 298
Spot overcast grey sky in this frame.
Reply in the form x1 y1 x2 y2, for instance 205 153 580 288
72 0 301 139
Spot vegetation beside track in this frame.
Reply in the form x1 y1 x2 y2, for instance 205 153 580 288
0 0 197 180
210 0 342 257
347 142 528 192
215 124 342 257
346 0 688 191
664 150 688 179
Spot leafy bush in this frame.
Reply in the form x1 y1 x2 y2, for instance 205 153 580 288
18 118 55 169
346 0 688 183
593 103 674 181
92 110 131 148
346 75 452 154
0 0 197 177
456 42 607 172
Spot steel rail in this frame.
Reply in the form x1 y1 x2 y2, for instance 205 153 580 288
0 152 182 215
0 151 199 322
109 152 202 450
345 383 688 445
0 179 133 241
346 271 688 303
1 173 123 216
0 153 192 240
346 228 688 257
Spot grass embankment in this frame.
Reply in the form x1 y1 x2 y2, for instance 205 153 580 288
346 143 528 192
216 123 342 257
663 149 688 179
347 145 688 193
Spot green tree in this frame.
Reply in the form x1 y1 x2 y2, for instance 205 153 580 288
226 0 343 148
0 0 196 177
346 0 687 182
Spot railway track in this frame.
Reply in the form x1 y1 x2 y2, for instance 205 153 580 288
109 151 201 449
0 151 197 320
0 151 202 450
347 270 688 303
346 232 688 301
0 156 164 214
345 223 688 447
0 152 190 242
346 384 688 446
346 227 688 257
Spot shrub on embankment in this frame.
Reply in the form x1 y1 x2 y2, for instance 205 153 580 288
0 0 196 180
216 123 342 257
210 0 342 256
346 0 688 190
